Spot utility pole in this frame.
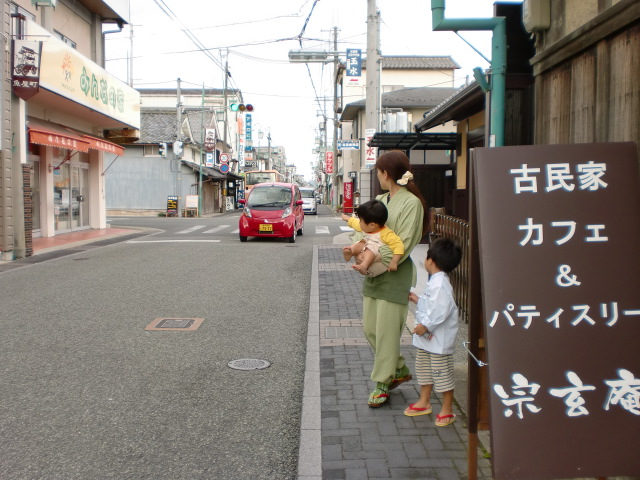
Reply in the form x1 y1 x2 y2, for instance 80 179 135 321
363 0 381 202
175 78 182 216
267 132 271 170
129 23 134 87
199 83 204 216
331 26 339 210
222 50 229 152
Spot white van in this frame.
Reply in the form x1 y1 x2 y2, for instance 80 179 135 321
299 187 317 215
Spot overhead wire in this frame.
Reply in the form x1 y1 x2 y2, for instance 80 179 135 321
295 0 325 120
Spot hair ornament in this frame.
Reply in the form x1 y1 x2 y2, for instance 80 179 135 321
397 171 414 186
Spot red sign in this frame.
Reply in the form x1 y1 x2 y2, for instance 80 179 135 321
343 180 353 214
325 151 334 174
473 143 640 479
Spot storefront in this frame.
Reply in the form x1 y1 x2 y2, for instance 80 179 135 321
26 117 125 236
13 20 139 248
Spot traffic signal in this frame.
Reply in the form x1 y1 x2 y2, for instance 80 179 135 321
230 103 253 112
158 142 167 157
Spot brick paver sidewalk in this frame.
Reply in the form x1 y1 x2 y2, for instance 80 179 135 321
317 245 493 479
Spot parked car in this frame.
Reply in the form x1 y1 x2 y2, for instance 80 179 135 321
300 187 317 215
238 182 305 243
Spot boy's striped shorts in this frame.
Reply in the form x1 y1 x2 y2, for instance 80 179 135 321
415 348 455 393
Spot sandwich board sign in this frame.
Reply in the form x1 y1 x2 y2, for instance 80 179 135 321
472 143 640 479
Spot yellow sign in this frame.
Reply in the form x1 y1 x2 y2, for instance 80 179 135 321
28 21 140 128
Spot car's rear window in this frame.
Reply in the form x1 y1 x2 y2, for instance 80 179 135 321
247 186 292 208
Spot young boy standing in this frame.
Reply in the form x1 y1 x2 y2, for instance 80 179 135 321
404 238 462 426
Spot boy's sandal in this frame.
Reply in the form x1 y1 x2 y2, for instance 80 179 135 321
435 413 456 427
367 383 390 408
404 403 432 417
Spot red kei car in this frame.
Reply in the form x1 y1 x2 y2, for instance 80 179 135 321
238 182 305 243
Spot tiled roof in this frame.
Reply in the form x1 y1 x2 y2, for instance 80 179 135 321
341 87 459 121
138 109 176 143
137 108 217 144
362 55 460 70
415 81 483 131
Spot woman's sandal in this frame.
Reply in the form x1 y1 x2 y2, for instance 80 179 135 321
435 413 456 427
389 366 412 391
367 383 390 407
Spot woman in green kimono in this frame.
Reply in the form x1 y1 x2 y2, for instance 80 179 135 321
359 150 427 407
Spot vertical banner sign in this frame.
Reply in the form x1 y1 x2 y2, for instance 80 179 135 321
343 180 353 214
237 116 245 168
473 143 640 479
345 49 362 87
204 128 216 152
245 113 252 141
12 40 42 100
365 129 377 168
325 151 334 174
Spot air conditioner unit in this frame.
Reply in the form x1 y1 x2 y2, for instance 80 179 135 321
396 112 408 133
385 113 397 133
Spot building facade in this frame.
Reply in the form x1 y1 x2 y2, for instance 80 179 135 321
1 0 140 260
105 88 245 216
332 55 459 207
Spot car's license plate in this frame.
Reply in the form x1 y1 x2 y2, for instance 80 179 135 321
259 224 273 232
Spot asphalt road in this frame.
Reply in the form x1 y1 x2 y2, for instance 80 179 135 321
0 207 341 479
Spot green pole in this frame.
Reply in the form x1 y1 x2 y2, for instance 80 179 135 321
430 0 506 146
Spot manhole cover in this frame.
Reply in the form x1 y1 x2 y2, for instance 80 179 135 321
228 358 271 371
145 317 204 331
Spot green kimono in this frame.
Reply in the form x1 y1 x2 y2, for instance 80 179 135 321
360 187 424 384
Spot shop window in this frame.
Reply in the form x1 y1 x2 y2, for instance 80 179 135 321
143 145 161 157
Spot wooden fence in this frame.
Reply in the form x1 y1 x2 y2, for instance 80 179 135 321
429 208 470 324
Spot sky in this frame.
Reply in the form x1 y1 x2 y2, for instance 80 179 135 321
104 0 521 182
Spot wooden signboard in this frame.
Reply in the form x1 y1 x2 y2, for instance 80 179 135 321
473 143 640 479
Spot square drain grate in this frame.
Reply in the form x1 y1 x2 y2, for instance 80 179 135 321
145 317 204 331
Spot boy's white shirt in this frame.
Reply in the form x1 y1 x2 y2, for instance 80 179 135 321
413 271 459 355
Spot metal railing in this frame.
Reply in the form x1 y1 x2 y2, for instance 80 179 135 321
429 208 470 324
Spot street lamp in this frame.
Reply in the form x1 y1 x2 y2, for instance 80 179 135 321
288 51 335 63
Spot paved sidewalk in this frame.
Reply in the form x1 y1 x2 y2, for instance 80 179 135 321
299 242 493 480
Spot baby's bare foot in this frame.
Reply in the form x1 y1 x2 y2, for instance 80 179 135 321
343 247 353 262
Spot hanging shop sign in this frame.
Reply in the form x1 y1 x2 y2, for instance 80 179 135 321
12 40 42 100
365 129 377 168
325 151 334 174
337 140 360 150
204 128 216 152
345 49 362 87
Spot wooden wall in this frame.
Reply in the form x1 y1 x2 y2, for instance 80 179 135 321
534 22 640 159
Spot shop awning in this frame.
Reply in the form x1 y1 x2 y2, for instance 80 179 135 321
27 117 90 153
368 132 458 151
82 135 125 155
